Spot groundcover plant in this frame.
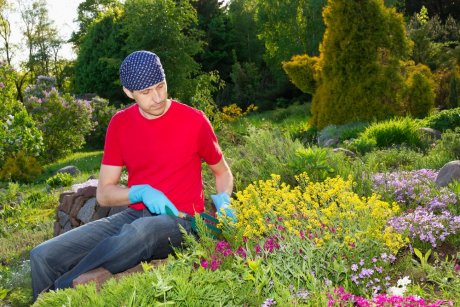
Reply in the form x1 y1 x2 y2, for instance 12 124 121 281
34 173 459 306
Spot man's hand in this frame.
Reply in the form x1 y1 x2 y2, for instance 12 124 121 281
211 192 236 223
128 184 179 216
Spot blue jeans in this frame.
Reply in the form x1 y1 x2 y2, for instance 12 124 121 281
30 208 192 300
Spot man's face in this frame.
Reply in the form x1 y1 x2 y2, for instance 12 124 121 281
124 81 169 119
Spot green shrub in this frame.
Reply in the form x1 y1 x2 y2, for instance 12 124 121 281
434 128 460 160
401 62 435 118
350 118 423 154
224 126 303 190
317 122 368 145
0 109 44 169
0 151 43 183
190 71 224 130
423 107 460 132
448 68 460 108
0 62 19 114
346 136 377 155
363 147 424 172
288 147 335 182
23 77 95 161
45 173 74 189
282 54 319 95
85 97 118 149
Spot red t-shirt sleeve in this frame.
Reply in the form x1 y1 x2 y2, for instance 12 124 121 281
101 114 124 166
198 113 222 165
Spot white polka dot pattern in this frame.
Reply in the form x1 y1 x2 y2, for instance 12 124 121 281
119 50 166 91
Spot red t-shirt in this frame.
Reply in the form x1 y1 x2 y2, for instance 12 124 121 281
101 100 223 215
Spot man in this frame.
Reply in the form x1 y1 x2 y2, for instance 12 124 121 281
30 50 234 300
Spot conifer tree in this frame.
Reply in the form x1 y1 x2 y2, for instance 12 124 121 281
285 0 414 128
313 0 412 128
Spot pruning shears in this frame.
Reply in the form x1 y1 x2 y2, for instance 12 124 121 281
166 207 222 237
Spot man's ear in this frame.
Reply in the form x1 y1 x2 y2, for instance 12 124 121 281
123 87 134 99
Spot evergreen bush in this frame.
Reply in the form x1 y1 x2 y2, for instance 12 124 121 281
401 62 435 118
422 107 460 132
282 55 319 94
349 118 423 154
284 0 414 129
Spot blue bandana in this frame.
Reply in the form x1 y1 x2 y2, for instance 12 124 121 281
119 51 165 91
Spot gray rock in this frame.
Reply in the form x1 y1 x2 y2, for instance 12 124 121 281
77 197 97 224
418 127 442 142
333 147 356 158
324 138 339 147
435 160 460 187
57 211 70 227
57 165 80 177
62 220 72 233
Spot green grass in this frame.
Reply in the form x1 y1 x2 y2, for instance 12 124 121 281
229 102 311 137
37 150 103 184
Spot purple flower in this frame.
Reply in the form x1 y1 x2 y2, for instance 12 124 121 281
351 264 358 271
388 207 460 249
261 298 276 306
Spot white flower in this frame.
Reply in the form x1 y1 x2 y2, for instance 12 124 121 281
387 286 406 297
397 276 411 287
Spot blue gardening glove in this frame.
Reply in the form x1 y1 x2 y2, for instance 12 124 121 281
128 184 179 216
211 192 236 223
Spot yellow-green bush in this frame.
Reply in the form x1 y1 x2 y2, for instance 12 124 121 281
0 151 43 183
282 55 320 94
284 0 414 129
348 117 424 154
401 62 435 118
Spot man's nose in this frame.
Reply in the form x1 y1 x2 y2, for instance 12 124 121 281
151 90 160 103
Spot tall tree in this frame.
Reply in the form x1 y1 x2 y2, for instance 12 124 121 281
227 0 264 65
70 0 120 47
192 0 233 80
74 6 126 102
123 0 203 102
256 0 326 75
0 0 14 66
19 0 62 78
404 0 460 21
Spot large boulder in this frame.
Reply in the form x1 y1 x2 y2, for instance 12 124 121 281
57 165 80 177
435 160 460 187
418 127 442 143
333 147 356 158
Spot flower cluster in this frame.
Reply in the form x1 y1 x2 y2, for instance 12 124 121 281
387 276 411 297
388 207 460 248
220 103 257 122
231 174 405 254
349 254 396 295
372 169 457 210
327 287 453 307
200 240 233 271
261 298 276 306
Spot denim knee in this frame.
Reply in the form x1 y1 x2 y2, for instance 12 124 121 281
30 243 48 264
